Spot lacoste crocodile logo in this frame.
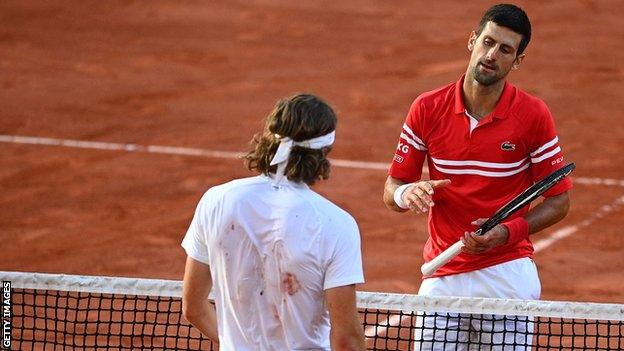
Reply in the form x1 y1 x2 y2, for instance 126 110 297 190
501 141 516 151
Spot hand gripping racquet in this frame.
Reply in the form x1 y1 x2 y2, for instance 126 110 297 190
420 162 575 277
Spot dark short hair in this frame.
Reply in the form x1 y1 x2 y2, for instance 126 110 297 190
244 93 337 185
476 3 531 55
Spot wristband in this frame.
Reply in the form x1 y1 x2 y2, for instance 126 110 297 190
502 217 529 245
393 183 413 209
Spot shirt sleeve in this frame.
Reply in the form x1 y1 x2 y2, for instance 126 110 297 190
181 194 211 265
388 97 427 182
527 101 573 197
323 216 365 290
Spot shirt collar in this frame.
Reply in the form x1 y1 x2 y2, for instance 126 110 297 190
453 75 515 119
453 76 467 115
262 174 310 190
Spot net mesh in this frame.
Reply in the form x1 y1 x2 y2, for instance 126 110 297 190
3 271 623 350
13 289 211 350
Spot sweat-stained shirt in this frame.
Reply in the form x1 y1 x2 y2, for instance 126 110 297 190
182 175 364 350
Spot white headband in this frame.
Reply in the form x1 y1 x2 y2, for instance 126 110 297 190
269 131 335 185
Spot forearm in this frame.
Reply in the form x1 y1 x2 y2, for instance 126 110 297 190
326 285 366 351
383 176 409 212
464 191 571 253
182 257 219 343
185 300 219 342
525 191 570 235
384 176 452 213
330 324 366 351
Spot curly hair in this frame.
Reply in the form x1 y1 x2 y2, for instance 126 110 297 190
244 93 337 185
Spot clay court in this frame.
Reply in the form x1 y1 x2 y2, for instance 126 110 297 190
1 0 623 307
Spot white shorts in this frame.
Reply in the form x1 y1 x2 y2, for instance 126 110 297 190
414 258 541 351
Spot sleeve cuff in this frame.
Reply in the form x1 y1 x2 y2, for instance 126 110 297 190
181 242 211 265
323 275 365 290
502 217 529 245
542 176 573 198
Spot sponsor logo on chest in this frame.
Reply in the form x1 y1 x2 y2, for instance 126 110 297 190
501 141 516 151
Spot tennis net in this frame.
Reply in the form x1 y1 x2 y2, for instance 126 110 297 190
1 271 623 350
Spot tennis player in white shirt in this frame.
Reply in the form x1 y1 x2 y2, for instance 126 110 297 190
181 93 366 351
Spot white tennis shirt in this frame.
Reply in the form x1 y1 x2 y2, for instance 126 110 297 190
182 175 364 350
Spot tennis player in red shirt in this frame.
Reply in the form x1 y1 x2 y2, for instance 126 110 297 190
383 4 572 349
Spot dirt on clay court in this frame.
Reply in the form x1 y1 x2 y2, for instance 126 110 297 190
0 0 623 304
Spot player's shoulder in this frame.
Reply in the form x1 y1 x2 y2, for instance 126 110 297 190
314 202 360 249
405 81 457 124
199 176 266 204
509 85 551 120
305 191 358 231
412 80 456 108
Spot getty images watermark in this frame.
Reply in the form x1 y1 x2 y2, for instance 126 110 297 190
1 281 10 350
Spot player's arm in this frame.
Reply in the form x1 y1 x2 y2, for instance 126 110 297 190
464 101 572 254
182 256 219 343
325 284 366 351
463 191 570 254
385 97 454 213
383 176 451 213
525 189 570 232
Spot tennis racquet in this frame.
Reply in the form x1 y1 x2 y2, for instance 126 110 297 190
421 162 576 276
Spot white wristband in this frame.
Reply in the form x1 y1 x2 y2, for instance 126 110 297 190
393 183 413 209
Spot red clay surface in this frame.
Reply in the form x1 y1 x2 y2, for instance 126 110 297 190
1 1 623 303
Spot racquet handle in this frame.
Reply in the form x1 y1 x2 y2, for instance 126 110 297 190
421 240 465 276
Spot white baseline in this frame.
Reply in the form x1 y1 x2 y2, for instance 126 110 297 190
0 134 388 171
3 134 624 339
1 134 623 187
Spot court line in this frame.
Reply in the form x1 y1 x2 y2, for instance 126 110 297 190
365 195 624 339
533 194 624 252
3 134 623 245
2 134 624 187
0 134 388 170
4 134 623 338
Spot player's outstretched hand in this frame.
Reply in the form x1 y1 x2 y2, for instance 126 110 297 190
402 179 451 214
461 218 509 254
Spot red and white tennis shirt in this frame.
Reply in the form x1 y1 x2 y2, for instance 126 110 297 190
389 76 573 277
